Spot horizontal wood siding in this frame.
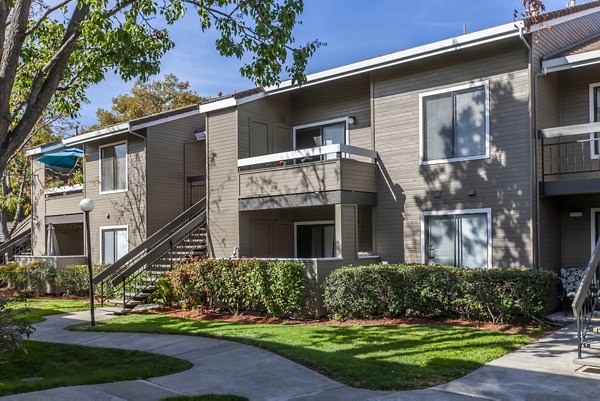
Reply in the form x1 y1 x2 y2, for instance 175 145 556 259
45 193 83 216
146 114 205 235
372 41 532 267
559 194 600 268
340 160 377 193
84 134 146 264
207 109 239 258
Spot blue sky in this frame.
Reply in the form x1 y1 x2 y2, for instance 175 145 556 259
78 0 568 125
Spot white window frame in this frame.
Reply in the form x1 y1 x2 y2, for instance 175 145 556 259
99 140 128 195
590 208 600 254
293 220 336 259
419 80 490 165
589 83 600 159
420 208 492 268
100 225 129 264
292 117 350 151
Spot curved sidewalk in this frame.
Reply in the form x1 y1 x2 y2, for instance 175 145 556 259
2 309 600 401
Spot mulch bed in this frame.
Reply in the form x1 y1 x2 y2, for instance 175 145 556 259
149 306 558 338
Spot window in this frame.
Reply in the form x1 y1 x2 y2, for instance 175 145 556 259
294 120 346 161
420 82 489 164
100 142 127 193
590 83 600 158
422 209 491 268
101 227 128 264
295 221 336 258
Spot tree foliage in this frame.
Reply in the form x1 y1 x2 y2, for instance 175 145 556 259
94 74 204 128
0 0 321 190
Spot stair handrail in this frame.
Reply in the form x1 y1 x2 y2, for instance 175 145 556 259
573 237 600 358
0 228 31 256
93 198 206 284
110 210 206 286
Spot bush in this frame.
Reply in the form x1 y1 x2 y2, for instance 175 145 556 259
147 276 180 306
0 262 55 295
0 298 34 359
323 264 556 323
169 259 305 317
54 264 107 296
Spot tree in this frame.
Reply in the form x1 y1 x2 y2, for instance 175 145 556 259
0 0 321 190
94 74 205 128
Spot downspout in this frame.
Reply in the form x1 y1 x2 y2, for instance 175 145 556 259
518 23 539 269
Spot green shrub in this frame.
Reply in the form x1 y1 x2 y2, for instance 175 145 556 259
0 263 55 295
169 259 305 317
55 264 107 296
323 264 556 323
147 276 180 306
0 298 34 359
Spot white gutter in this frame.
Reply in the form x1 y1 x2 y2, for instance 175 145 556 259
129 109 200 130
63 123 130 146
25 142 65 157
542 49 600 74
199 92 265 113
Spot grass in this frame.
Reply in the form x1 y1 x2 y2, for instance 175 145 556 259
71 313 534 390
7 297 92 322
0 341 191 396
162 396 248 401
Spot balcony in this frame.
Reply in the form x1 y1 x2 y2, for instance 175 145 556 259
45 184 84 215
540 121 600 196
237 144 378 210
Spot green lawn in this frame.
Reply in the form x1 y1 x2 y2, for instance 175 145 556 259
0 340 191 396
8 298 92 322
72 313 534 390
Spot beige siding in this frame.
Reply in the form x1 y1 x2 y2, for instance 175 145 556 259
291 75 372 151
146 114 205 235
372 41 532 267
45 193 83 216
559 195 600 268
84 134 146 264
207 109 239 258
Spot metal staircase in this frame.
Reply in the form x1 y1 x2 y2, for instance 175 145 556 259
93 198 207 314
573 238 600 367
0 217 32 264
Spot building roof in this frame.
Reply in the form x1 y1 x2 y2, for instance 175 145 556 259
545 33 600 59
524 0 600 28
542 31 600 74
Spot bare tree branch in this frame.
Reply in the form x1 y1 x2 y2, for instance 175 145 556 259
26 0 74 36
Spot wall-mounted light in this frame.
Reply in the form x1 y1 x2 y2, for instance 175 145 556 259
569 208 583 218
347 116 356 125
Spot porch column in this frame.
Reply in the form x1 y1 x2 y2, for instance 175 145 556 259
335 204 357 260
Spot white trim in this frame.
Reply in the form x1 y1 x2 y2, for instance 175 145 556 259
420 208 493 269
26 143 65 157
542 49 600 74
419 80 490 165
237 143 377 167
63 123 130 146
99 225 129 264
99 140 128 195
293 220 335 258
129 109 200 130
530 7 600 32
590 83 600 159
199 92 265 113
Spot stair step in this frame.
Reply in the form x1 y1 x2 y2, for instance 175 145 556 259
588 326 600 333
583 339 600 349
575 357 600 368
106 299 142 307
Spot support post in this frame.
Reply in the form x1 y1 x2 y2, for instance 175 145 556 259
85 211 95 327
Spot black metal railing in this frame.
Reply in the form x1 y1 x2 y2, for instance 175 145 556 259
187 175 206 208
0 228 32 264
574 238 600 359
542 137 600 179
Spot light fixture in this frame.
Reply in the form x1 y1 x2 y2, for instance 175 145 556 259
348 116 355 125
79 198 95 213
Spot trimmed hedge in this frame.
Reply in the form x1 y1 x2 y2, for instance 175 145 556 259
0 263 55 295
55 264 107 296
323 264 557 323
169 259 305 317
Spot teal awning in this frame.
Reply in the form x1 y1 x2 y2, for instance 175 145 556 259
38 148 83 169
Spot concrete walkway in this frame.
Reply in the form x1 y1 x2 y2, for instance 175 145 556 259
2 309 600 401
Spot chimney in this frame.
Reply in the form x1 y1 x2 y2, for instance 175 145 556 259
569 0 576 7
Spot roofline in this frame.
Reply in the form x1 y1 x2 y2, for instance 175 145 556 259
63 123 130 146
199 92 265 113
129 108 200 130
265 21 524 95
25 142 65 157
542 48 600 74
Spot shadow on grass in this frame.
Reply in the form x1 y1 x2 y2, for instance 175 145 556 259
69 314 533 390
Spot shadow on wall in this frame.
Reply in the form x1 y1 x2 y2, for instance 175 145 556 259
413 77 530 267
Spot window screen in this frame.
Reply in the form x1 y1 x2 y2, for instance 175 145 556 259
101 143 127 192
101 228 128 264
423 85 487 161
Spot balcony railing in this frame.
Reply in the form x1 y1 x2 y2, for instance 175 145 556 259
540 122 600 180
237 143 378 169
45 183 84 196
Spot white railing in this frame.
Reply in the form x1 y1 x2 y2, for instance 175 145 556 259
45 183 84 195
237 144 378 168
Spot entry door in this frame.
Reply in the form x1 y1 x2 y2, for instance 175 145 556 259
428 216 456 266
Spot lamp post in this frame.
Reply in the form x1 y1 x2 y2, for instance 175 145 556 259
79 198 95 326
